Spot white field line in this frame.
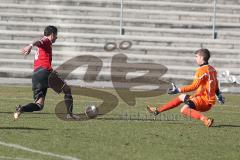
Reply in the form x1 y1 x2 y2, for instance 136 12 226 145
0 141 80 160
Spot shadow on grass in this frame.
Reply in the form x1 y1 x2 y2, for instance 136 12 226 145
0 127 48 130
0 111 55 115
96 116 185 123
213 124 240 128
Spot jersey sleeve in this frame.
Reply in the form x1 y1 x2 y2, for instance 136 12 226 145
36 36 49 49
179 69 206 93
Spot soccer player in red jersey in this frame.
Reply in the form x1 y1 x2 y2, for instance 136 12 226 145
147 49 225 127
14 26 76 120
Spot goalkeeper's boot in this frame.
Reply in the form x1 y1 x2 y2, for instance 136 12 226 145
146 105 159 116
13 105 23 120
203 117 214 127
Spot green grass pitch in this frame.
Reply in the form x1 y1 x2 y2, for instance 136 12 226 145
0 85 240 160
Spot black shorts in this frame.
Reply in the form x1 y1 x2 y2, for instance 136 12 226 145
184 95 196 109
32 67 51 101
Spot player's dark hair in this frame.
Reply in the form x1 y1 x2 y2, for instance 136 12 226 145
44 25 58 36
195 48 210 62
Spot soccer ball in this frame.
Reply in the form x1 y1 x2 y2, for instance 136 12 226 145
85 105 98 119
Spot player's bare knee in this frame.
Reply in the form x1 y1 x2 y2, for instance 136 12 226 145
35 97 45 106
180 105 188 113
178 94 186 101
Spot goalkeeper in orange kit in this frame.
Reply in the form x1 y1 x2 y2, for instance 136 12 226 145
147 48 225 127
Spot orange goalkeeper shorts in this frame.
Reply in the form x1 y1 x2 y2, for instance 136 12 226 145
190 96 212 112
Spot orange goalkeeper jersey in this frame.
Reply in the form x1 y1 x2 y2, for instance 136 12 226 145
180 64 219 105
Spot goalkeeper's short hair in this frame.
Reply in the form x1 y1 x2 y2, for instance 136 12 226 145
195 48 210 62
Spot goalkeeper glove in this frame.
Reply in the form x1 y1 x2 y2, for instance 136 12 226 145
216 93 225 104
216 89 225 104
167 83 180 94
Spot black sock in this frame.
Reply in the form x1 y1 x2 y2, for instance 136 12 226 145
21 103 43 112
64 94 73 113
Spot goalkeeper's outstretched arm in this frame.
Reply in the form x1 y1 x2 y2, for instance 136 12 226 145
215 88 225 104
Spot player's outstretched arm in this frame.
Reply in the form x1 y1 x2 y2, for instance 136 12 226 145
21 44 33 56
20 39 43 56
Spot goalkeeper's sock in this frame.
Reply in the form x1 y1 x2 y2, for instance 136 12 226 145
180 106 205 121
157 97 182 113
21 103 43 112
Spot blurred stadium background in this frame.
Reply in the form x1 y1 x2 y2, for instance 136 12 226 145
0 0 240 91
